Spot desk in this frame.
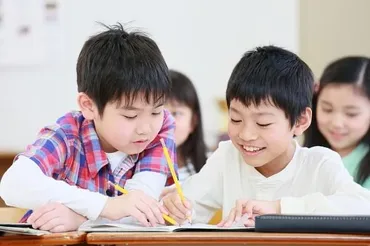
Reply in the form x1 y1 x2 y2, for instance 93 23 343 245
86 232 370 245
0 231 86 246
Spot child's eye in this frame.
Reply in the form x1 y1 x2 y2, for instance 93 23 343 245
152 111 162 116
346 113 359 118
231 118 242 123
123 115 137 119
257 123 272 127
171 111 182 117
322 108 332 113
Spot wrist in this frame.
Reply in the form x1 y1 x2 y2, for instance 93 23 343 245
100 197 114 220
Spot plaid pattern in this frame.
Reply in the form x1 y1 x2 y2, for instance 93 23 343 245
18 109 177 222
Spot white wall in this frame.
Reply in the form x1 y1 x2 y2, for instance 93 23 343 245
0 0 298 152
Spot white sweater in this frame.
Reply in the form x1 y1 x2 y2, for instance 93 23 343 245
182 140 370 223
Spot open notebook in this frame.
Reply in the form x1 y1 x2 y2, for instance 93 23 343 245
0 223 50 236
78 217 253 232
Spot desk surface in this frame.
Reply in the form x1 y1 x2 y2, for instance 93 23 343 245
0 231 86 246
86 231 370 245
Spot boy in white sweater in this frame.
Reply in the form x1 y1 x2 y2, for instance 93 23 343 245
162 45 370 227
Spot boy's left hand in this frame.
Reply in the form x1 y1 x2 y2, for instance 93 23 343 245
218 199 280 227
27 202 87 232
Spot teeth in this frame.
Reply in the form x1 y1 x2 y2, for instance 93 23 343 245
243 146 263 152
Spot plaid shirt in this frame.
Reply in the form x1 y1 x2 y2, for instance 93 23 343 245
18 109 177 222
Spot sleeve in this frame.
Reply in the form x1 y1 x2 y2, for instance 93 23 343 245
0 126 108 220
16 126 68 176
0 156 108 220
125 172 167 200
181 145 225 223
134 109 177 186
280 152 370 214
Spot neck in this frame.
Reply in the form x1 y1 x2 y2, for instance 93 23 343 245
334 144 358 158
255 141 296 177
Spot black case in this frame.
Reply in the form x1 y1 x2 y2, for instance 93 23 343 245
255 215 370 233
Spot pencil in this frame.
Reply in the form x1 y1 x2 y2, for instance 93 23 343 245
108 181 177 226
159 138 191 223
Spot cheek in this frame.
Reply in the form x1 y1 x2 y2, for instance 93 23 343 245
175 120 192 138
348 116 370 134
110 118 135 139
227 123 239 138
316 111 330 127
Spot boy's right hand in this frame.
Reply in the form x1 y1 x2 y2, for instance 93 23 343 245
101 190 167 227
162 192 192 225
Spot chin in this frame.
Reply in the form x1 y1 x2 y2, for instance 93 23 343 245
241 157 266 167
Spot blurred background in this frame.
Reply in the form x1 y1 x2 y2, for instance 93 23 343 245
0 0 369 153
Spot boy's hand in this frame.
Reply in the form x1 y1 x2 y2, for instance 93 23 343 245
27 202 87 232
162 192 192 225
101 190 167 227
159 186 176 200
218 199 280 227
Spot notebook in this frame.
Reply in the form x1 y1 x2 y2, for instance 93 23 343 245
0 223 50 236
78 217 253 232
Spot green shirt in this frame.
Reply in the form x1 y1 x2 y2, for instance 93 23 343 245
342 143 370 189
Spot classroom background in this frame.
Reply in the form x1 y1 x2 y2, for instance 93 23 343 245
0 0 369 209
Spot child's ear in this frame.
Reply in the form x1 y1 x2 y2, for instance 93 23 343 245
293 107 312 136
77 92 97 120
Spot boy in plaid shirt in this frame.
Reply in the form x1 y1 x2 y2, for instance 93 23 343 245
0 23 177 232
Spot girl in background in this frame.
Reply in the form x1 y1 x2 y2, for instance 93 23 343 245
305 56 370 189
166 70 208 182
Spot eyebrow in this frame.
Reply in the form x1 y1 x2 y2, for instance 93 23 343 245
320 100 360 110
254 112 275 116
121 103 164 111
344 106 360 110
320 100 332 106
229 107 275 116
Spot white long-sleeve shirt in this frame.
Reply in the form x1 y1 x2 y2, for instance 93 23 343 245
0 154 166 220
182 140 370 223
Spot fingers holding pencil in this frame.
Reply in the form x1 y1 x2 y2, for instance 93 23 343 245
108 181 178 226
160 138 193 224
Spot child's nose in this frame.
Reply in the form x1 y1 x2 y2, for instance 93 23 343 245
330 114 345 129
238 127 258 141
136 123 151 135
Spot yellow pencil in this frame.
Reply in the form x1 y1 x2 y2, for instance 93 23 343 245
108 181 177 226
159 138 191 223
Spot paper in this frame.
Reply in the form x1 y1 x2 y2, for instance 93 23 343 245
78 218 254 232
0 223 50 236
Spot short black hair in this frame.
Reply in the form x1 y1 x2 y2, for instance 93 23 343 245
226 45 314 126
77 23 170 115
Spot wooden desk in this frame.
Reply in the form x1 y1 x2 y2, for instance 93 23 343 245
86 232 370 245
0 231 86 246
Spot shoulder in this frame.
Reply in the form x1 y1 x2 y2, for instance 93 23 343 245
206 140 240 166
299 145 341 163
296 144 343 173
53 111 85 138
32 111 88 151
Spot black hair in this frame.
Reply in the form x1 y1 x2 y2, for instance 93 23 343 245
168 70 207 173
77 23 170 115
226 45 314 126
304 56 370 185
